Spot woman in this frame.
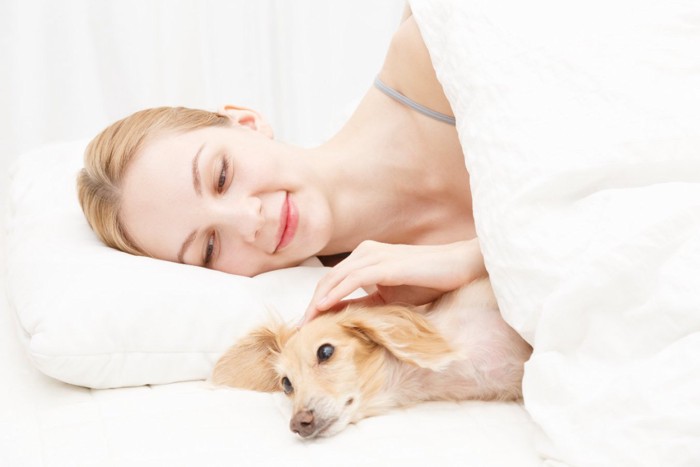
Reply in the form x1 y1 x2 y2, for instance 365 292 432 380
77 7 486 323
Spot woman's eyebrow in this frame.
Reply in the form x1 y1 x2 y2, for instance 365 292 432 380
178 143 206 264
192 143 206 196
178 230 197 264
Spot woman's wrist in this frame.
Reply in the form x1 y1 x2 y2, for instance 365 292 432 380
455 238 486 286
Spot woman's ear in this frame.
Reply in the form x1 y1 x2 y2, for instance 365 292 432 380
217 104 274 139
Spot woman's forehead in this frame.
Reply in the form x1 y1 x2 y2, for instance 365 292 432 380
119 132 206 256
138 128 209 162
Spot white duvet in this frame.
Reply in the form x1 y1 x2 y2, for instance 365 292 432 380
412 0 700 465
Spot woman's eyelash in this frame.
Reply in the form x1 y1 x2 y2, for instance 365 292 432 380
204 232 215 266
217 156 229 193
205 155 228 266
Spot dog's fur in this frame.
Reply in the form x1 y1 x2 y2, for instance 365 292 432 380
211 278 532 438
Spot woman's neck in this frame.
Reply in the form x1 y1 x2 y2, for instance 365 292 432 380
305 89 473 255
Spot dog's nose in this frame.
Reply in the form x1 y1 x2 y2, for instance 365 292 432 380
290 409 316 437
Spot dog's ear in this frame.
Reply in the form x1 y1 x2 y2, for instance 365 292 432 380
340 305 458 370
211 323 293 392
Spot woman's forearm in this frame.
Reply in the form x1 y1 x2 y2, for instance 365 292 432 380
301 238 487 323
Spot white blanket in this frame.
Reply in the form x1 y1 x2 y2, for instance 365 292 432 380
412 1 700 466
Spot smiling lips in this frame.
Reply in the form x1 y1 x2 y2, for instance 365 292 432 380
275 192 298 252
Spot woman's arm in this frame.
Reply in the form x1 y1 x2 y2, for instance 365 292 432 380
381 14 454 121
300 239 486 324
400 2 412 22
299 2 475 325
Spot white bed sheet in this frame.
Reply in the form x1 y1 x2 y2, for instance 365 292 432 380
0 270 546 466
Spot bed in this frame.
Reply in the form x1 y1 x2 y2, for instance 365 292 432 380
3 1 700 466
1 137 546 465
0 291 544 466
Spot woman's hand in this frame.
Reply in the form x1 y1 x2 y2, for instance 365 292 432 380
299 238 486 325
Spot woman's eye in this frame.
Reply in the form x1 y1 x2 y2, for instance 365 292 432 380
204 233 215 265
217 157 229 193
317 343 334 363
281 376 293 394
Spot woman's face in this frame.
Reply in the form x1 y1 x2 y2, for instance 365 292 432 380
119 125 332 276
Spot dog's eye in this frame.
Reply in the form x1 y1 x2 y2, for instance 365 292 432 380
281 376 293 394
317 343 335 363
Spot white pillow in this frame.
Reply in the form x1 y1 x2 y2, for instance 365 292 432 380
5 140 330 389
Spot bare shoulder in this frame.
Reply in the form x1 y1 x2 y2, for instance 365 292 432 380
378 16 453 117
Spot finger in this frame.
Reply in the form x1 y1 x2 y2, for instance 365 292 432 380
329 292 387 310
318 266 402 312
317 291 387 314
303 270 373 324
298 289 365 327
306 254 381 313
318 249 380 287
301 270 354 325
296 304 335 327
299 293 331 326
297 292 386 328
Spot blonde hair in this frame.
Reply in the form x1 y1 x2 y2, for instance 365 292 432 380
77 107 230 255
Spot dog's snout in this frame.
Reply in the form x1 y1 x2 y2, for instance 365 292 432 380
290 409 316 437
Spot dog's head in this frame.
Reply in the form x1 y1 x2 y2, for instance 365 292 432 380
211 304 456 438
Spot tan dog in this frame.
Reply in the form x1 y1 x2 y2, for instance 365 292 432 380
212 278 532 438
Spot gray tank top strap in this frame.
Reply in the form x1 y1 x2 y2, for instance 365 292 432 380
373 76 456 126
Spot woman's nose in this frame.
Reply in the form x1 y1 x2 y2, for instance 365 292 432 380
209 196 263 243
